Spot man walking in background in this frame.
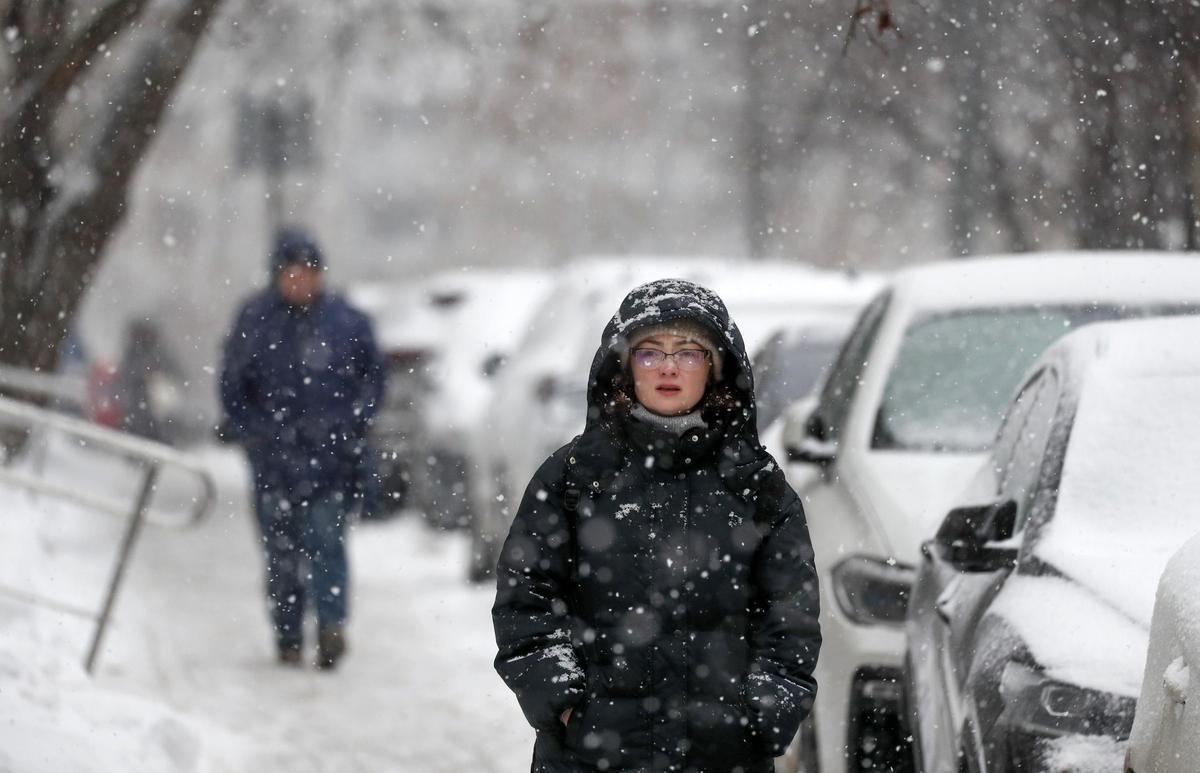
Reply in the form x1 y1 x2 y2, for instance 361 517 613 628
220 226 385 669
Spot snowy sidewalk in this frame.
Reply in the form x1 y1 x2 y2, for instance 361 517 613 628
1 445 532 772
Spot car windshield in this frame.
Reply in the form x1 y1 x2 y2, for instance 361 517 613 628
873 304 1197 453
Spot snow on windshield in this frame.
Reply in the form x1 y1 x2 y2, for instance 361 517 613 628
874 308 1083 452
874 304 1199 453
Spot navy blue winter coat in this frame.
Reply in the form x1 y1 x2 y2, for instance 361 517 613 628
220 288 385 501
493 279 821 773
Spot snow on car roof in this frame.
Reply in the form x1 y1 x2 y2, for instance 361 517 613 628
517 256 877 384
892 252 1200 311
568 254 882 306
359 268 551 352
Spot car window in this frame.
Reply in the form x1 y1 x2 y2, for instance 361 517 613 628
1001 370 1060 532
755 333 844 432
809 290 892 443
990 369 1045 485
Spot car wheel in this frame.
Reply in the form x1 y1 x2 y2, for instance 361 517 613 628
775 713 819 773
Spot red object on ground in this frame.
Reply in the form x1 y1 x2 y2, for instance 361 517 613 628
87 360 123 429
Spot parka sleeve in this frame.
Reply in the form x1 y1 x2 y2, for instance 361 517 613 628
492 448 586 732
219 303 270 443
745 470 822 756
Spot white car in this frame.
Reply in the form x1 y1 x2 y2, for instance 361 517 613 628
778 253 1200 773
346 279 443 512
405 268 553 529
1126 531 1200 773
467 256 879 581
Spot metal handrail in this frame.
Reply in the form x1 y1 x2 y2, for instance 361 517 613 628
0 364 87 406
0 394 217 673
0 395 214 527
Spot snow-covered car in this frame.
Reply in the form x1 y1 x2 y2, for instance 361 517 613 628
778 253 1200 773
349 270 551 520
467 256 878 581
906 315 1200 773
344 280 431 511
404 268 553 529
1125 531 1200 773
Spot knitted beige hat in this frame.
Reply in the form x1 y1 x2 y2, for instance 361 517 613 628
626 319 723 377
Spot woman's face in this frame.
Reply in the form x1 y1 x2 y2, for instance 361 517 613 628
630 334 711 416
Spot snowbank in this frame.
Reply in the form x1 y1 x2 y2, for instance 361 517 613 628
0 475 247 772
1 440 532 772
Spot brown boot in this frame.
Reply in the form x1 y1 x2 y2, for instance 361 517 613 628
316 626 346 670
278 644 303 667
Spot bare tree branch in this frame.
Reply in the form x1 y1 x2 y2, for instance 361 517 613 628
3 0 150 138
92 0 221 185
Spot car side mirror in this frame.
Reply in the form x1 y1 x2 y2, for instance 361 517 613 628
783 397 836 467
934 499 1018 571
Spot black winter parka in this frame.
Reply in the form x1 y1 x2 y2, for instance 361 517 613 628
493 279 821 773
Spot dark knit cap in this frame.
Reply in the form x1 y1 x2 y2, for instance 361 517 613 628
270 226 324 273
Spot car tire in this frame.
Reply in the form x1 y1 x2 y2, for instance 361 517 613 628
775 713 819 773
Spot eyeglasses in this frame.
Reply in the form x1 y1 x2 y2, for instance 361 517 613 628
631 348 711 371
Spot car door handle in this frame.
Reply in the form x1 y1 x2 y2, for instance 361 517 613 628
1164 656 1190 705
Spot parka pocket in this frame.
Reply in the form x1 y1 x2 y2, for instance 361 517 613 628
686 698 767 767
563 695 642 770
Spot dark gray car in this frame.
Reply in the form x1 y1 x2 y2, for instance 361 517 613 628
905 314 1200 773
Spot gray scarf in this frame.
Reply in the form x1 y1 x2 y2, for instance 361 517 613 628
631 404 707 436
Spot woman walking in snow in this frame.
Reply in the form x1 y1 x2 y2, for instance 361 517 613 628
493 279 821 773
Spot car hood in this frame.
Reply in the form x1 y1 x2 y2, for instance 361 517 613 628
990 574 1148 697
852 450 988 562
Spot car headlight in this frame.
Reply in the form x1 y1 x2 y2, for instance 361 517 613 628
998 661 1136 739
831 555 915 626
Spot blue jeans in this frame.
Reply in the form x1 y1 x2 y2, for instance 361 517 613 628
254 491 350 649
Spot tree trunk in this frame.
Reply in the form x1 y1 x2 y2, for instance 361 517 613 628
0 0 223 375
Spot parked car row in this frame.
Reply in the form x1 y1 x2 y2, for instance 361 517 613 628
463 255 881 581
772 253 1200 773
358 250 1200 773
